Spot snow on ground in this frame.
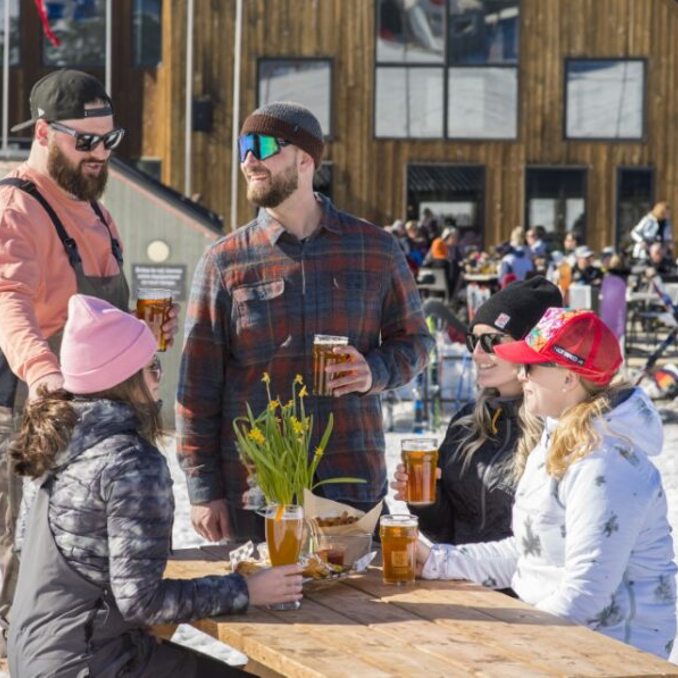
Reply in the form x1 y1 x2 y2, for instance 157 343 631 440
165 398 678 666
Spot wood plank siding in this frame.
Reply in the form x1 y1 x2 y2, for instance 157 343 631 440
6 0 678 249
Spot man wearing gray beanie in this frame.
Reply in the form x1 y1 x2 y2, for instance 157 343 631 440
177 101 434 542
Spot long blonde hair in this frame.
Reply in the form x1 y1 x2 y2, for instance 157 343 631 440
452 388 543 480
546 378 631 479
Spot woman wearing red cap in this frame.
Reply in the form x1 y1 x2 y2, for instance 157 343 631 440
8 294 302 677
417 307 676 658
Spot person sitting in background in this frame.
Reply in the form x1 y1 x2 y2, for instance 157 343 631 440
571 246 603 286
417 307 676 659
498 226 534 287
526 226 548 258
631 201 672 261
391 277 561 547
562 231 579 265
8 294 302 677
405 219 428 271
648 241 676 277
599 246 615 272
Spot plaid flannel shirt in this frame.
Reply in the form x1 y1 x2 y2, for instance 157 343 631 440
176 195 433 507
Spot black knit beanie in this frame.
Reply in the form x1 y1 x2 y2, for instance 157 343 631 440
469 276 563 340
240 101 324 167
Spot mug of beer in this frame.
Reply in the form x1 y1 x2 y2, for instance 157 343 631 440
265 503 304 610
313 334 349 396
136 289 172 352
379 514 418 585
401 438 438 506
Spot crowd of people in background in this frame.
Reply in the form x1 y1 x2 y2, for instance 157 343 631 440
384 200 677 311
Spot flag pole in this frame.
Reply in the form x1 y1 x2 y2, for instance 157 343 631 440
184 0 194 196
1 0 10 154
230 0 243 231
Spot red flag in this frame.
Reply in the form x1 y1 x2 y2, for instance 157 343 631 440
34 0 61 47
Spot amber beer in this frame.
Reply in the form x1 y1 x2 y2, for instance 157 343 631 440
401 438 438 506
265 504 304 566
136 288 172 352
380 514 418 585
313 334 349 396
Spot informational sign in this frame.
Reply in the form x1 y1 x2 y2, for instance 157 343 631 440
131 264 187 301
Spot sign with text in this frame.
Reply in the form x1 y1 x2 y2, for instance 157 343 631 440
131 264 187 301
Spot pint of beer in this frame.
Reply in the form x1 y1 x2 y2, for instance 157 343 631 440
401 438 438 506
313 334 349 396
136 289 172 352
265 504 304 566
380 514 418 585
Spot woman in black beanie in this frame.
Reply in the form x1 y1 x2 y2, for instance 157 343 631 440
392 276 562 546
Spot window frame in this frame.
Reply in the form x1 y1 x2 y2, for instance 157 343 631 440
563 57 647 142
373 0 520 141
615 165 655 249
256 57 334 140
131 0 163 68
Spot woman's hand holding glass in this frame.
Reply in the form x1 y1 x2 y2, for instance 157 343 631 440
244 563 304 607
390 463 441 501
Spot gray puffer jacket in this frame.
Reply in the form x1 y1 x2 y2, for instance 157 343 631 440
42 399 248 624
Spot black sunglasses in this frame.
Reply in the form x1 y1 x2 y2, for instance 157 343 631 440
49 121 126 152
465 332 507 354
521 362 558 375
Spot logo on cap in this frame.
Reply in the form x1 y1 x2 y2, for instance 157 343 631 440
552 345 585 366
495 312 510 329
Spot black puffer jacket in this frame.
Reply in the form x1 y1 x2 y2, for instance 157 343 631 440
412 396 521 545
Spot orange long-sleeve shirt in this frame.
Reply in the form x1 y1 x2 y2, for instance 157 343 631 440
0 163 124 387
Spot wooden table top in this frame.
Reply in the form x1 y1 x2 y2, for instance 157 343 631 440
163 546 678 677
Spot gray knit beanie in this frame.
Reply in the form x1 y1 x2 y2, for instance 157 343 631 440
240 101 324 167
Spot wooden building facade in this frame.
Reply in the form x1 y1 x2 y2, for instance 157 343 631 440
6 0 678 251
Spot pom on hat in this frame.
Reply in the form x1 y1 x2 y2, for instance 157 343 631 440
240 101 324 167
61 294 157 395
469 276 563 340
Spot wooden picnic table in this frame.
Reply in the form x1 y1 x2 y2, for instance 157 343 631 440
160 546 678 677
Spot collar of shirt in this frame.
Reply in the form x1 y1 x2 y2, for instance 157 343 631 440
257 193 342 246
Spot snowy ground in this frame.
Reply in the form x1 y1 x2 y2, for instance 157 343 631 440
165 396 678 668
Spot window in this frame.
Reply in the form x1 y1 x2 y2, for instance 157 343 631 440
43 0 106 67
407 164 485 247
258 59 332 137
565 59 645 139
525 168 587 244
616 167 653 248
0 0 20 66
375 0 519 139
133 0 161 67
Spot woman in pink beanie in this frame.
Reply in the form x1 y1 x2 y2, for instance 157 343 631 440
8 294 302 677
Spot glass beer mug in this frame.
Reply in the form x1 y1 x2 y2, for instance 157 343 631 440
379 514 418 585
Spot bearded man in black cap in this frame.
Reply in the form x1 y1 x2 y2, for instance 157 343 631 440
177 101 434 542
0 69 180 639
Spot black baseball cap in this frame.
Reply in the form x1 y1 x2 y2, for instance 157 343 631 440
11 69 113 132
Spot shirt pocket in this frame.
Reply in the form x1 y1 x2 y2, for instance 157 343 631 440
331 272 383 343
231 279 289 365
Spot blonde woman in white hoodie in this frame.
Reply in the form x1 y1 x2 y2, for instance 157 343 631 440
417 307 677 659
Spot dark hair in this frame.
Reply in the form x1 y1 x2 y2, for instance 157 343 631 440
11 369 163 479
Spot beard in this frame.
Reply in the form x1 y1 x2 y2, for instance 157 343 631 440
47 142 109 201
246 162 299 208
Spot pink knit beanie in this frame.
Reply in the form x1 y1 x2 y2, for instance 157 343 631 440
61 294 157 394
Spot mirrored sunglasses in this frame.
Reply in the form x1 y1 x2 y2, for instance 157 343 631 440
49 121 125 152
238 133 290 162
465 332 507 354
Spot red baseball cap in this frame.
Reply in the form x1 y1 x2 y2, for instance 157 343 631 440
494 307 623 385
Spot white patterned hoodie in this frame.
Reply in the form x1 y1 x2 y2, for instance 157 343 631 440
422 387 677 658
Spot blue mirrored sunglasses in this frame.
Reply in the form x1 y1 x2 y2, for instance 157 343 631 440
238 133 290 162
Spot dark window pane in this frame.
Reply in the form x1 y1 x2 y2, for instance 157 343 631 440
258 60 332 136
407 164 485 247
447 66 517 138
448 0 519 65
376 0 444 63
375 66 443 137
43 0 106 67
566 60 644 139
133 0 161 66
617 168 653 248
526 168 587 241
0 0 20 66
